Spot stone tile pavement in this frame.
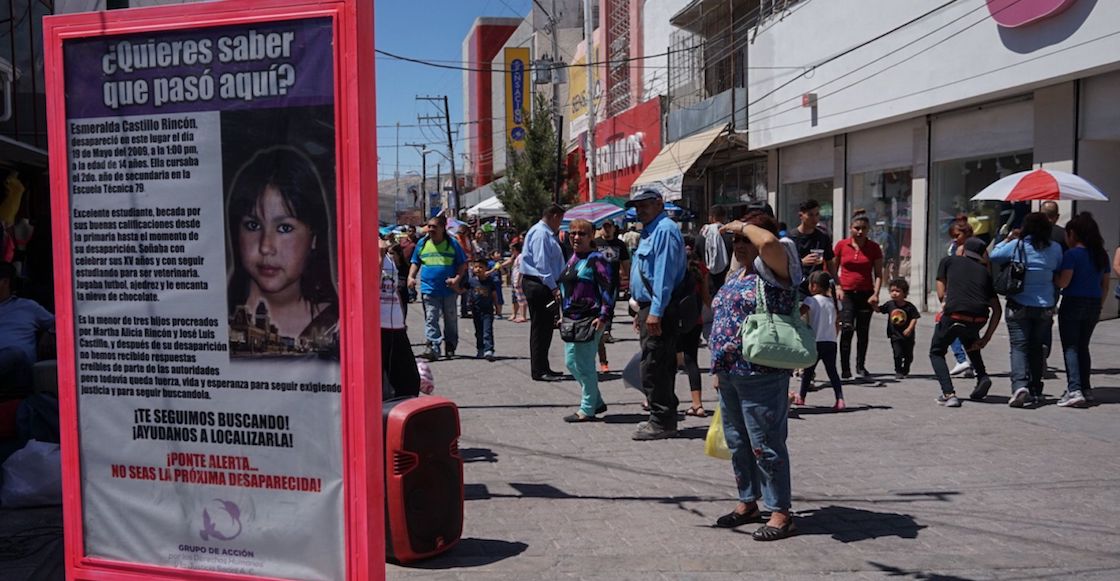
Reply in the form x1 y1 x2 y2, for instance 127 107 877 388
388 298 1120 580
5 297 1120 581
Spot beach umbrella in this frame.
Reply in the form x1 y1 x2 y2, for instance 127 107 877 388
562 202 626 228
971 169 1108 202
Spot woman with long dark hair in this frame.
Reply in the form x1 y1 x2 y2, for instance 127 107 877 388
990 212 1062 407
831 213 884 380
1055 213 1110 407
227 147 338 351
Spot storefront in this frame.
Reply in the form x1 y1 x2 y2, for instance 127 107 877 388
779 137 835 234
572 97 662 202
926 99 1035 301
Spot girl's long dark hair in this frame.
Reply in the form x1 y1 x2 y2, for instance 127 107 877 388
227 147 337 314
1020 212 1052 250
1066 212 1109 271
807 270 838 313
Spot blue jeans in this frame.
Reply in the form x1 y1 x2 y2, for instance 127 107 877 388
472 309 494 355
565 329 605 415
717 372 792 512
1059 296 1101 394
950 338 968 364
1005 302 1054 396
422 293 458 353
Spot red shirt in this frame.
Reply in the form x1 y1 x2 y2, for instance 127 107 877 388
833 237 882 292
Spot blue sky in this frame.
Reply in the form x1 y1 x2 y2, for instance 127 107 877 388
374 1 532 183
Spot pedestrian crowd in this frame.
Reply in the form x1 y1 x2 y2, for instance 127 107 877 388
383 189 1119 543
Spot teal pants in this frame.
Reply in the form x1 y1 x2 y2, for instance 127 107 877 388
565 329 605 415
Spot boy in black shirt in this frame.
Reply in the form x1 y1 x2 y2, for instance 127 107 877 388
929 238 1002 407
466 259 498 360
877 278 920 379
788 199 834 293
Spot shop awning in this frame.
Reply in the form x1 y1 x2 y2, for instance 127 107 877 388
629 124 727 201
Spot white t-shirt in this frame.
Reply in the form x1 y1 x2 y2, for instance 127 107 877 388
381 257 405 329
802 294 838 343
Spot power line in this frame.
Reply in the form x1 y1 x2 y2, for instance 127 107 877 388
375 45 699 74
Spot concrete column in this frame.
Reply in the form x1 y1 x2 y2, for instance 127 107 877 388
912 122 932 311
833 134 846 235
1033 82 1077 221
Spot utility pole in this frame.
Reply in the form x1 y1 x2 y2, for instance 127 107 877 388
417 95 459 216
435 163 442 215
582 0 598 200
405 143 431 219
394 121 401 220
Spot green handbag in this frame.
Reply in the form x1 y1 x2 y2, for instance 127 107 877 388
739 276 817 369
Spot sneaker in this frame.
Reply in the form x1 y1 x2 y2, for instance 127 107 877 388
833 398 846 411
969 376 992 401
937 393 961 407
961 369 975 379
445 350 456 359
1009 387 1031 408
599 362 610 373
857 367 872 380
484 350 496 361
420 348 440 361
632 422 677 441
1057 390 1087 408
841 370 852 380
603 332 615 344
949 361 972 376
894 372 904 380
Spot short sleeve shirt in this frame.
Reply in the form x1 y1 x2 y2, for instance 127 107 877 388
936 255 994 317
789 227 834 282
593 236 630 291
877 300 920 339
710 239 801 377
802 295 838 343
1060 246 1107 298
834 238 882 292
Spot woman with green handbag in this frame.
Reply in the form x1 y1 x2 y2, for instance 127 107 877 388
708 209 802 542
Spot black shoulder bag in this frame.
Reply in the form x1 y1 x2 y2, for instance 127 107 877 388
993 239 1026 297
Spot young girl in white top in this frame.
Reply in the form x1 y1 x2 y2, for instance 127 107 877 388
796 271 845 410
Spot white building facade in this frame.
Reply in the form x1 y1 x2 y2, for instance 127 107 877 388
747 0 1120 315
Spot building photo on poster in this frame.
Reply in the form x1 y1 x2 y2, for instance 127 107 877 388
63 17 345 580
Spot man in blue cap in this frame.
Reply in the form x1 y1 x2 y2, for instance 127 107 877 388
628 189 685 440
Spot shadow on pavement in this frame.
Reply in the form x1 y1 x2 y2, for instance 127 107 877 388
790 505 926 542
600 412 647 424
791 404 892 417
464 483 722 508
394 538 528 569
867 561 976 580
1088 387 1120 405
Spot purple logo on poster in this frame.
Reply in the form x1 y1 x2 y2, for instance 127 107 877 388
199 499 243 541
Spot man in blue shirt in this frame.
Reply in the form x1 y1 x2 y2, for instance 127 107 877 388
628 189 685 440
520 204 567 381
408 215 468 360
0 262 55 400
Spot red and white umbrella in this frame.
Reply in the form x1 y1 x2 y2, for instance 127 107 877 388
971 169 1108 202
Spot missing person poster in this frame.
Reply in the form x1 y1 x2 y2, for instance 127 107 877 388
63 17 344 579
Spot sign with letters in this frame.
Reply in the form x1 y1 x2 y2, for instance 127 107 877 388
44 1 383 579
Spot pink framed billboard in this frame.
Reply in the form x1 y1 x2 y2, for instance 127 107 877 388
43 1 384 579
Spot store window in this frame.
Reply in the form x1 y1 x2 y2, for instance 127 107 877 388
710 158 767 206
850 168 912 281
781 179 833 236
927 151 1033 296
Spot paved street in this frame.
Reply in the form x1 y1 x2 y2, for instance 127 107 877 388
6 297 1120 581
389 296 1120 581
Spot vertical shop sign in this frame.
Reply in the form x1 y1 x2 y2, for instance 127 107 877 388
504 47 530 152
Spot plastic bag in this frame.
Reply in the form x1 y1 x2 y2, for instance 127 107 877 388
417 359 435 395
704 405 731 460
1 440 62 507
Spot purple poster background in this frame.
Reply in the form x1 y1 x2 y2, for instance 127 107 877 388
64 17 333 119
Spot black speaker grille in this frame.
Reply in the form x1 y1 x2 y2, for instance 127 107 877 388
400 405 462 554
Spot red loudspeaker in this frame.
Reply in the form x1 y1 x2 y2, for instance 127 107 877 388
383 396 463 563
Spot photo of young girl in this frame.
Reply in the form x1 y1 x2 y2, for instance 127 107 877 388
226 146 339 358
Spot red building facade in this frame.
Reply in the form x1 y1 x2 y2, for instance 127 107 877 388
570 97 662 201
463 18 520 187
